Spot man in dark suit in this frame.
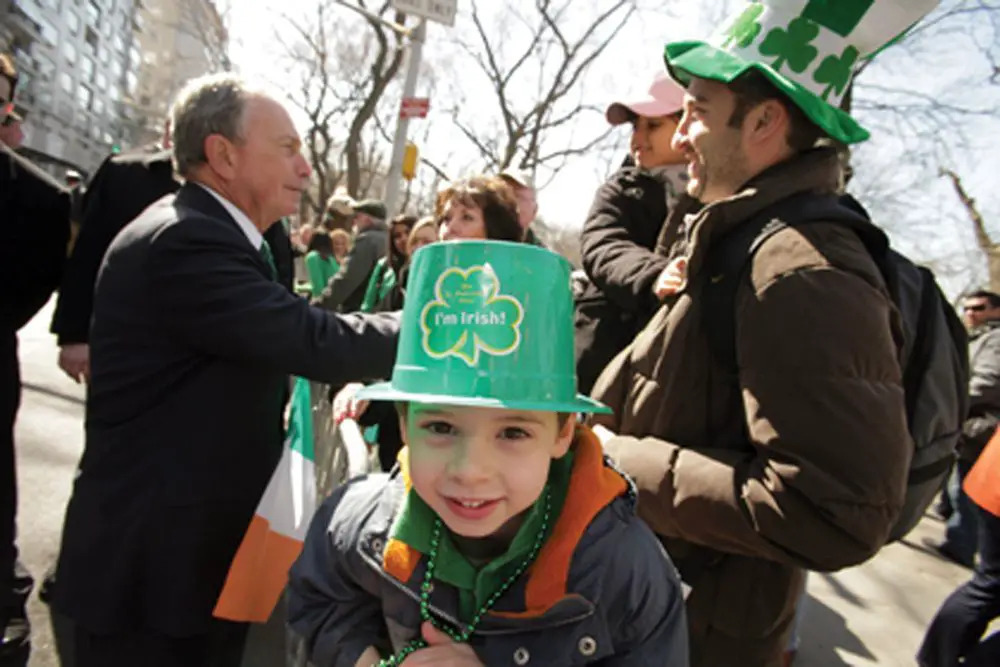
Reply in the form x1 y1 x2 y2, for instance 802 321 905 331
52 131 297 383
0 52 71 666
51 74 399 667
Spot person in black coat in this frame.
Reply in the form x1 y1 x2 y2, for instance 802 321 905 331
0 52 71 666
51 140 178 382
52 134 297 384
51 74 400 667
574 72 692 394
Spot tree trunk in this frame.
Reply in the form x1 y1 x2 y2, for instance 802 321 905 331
941 167 1000 290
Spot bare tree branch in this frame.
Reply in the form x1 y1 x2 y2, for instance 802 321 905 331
451 0 636 179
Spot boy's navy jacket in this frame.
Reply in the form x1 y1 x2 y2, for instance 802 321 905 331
288 427 689 666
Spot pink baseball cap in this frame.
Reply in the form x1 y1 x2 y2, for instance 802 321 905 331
606 72 686 126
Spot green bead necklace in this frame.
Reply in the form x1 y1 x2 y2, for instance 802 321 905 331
377 488 552 667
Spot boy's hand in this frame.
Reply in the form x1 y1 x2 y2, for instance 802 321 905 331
333 382 370 424
401 622 485 666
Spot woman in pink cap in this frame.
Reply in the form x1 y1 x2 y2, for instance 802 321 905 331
574 71 694 395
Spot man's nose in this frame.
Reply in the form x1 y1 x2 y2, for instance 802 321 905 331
295 153 311 179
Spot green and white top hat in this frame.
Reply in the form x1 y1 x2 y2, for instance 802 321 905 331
664 0 940 144
357 240 610 414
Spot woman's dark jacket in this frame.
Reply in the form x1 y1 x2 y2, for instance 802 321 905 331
574 164 686 394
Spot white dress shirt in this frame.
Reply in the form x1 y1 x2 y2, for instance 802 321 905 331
196 183 263 251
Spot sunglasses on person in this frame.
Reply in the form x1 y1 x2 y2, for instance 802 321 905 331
963 303 988 313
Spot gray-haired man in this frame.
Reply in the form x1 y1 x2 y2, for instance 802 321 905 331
52 74 399 667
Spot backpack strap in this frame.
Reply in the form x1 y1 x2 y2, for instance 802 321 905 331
702 193 881 375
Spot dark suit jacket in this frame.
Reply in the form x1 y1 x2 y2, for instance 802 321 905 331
51 146 297 343
53 183 400 635
1 144 71 332
51 145 178 344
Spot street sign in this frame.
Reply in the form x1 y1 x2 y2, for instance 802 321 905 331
399 97 430 119
390 0 457 27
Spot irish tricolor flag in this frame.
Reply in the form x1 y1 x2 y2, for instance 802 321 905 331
214 377 317 622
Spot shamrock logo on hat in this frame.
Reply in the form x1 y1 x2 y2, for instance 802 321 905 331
759 16 820 74
420 265 524 367
814 45 860 101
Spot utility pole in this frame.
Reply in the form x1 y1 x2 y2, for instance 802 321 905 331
332 0 456 214
383 19 426 217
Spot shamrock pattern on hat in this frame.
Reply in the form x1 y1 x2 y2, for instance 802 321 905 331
759 16 820 74
691 0 939 143
814 45 860 101
721 3 764 49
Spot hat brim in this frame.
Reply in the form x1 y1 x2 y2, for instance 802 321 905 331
356 382 612 415
664 41 870 145
606 98 682 126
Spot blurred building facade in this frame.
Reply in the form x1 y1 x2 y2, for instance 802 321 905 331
129 0 230 147
0 0 228 176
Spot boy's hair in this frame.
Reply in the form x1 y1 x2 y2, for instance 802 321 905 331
726 69 824 153
396 402 573 430
435 176 523 242
0 54 17 100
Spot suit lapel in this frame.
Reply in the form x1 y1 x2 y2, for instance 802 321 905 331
173 183 272 279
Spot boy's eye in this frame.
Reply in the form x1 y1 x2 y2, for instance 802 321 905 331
499 426 530 440
420 420 456 436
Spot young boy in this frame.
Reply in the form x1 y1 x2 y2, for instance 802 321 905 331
288 241 688 666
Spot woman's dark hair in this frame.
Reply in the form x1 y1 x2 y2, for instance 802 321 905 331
435 176 523 242
307 231 332 255
388 214 418 273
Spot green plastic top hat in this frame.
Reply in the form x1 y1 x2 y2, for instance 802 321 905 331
664 0 940 145
357 240 610 414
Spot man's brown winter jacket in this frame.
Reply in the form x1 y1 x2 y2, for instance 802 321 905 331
593 147 910 666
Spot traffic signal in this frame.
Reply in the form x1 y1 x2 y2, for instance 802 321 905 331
402 142 418 181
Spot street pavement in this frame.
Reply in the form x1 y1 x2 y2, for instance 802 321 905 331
12 298 999 666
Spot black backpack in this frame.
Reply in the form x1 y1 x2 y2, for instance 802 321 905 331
702 193 969 542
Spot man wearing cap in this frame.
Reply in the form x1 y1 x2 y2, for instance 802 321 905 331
316 199 388 313
499 169 544 246
0 52 71 666
591 2 938 664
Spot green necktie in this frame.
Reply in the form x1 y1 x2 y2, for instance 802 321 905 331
259 239 278 281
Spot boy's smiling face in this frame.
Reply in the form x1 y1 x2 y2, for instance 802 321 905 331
400 403 575 541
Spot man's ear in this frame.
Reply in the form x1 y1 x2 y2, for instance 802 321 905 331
551 414 577 459
746 99 788 147
203 134 237 180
